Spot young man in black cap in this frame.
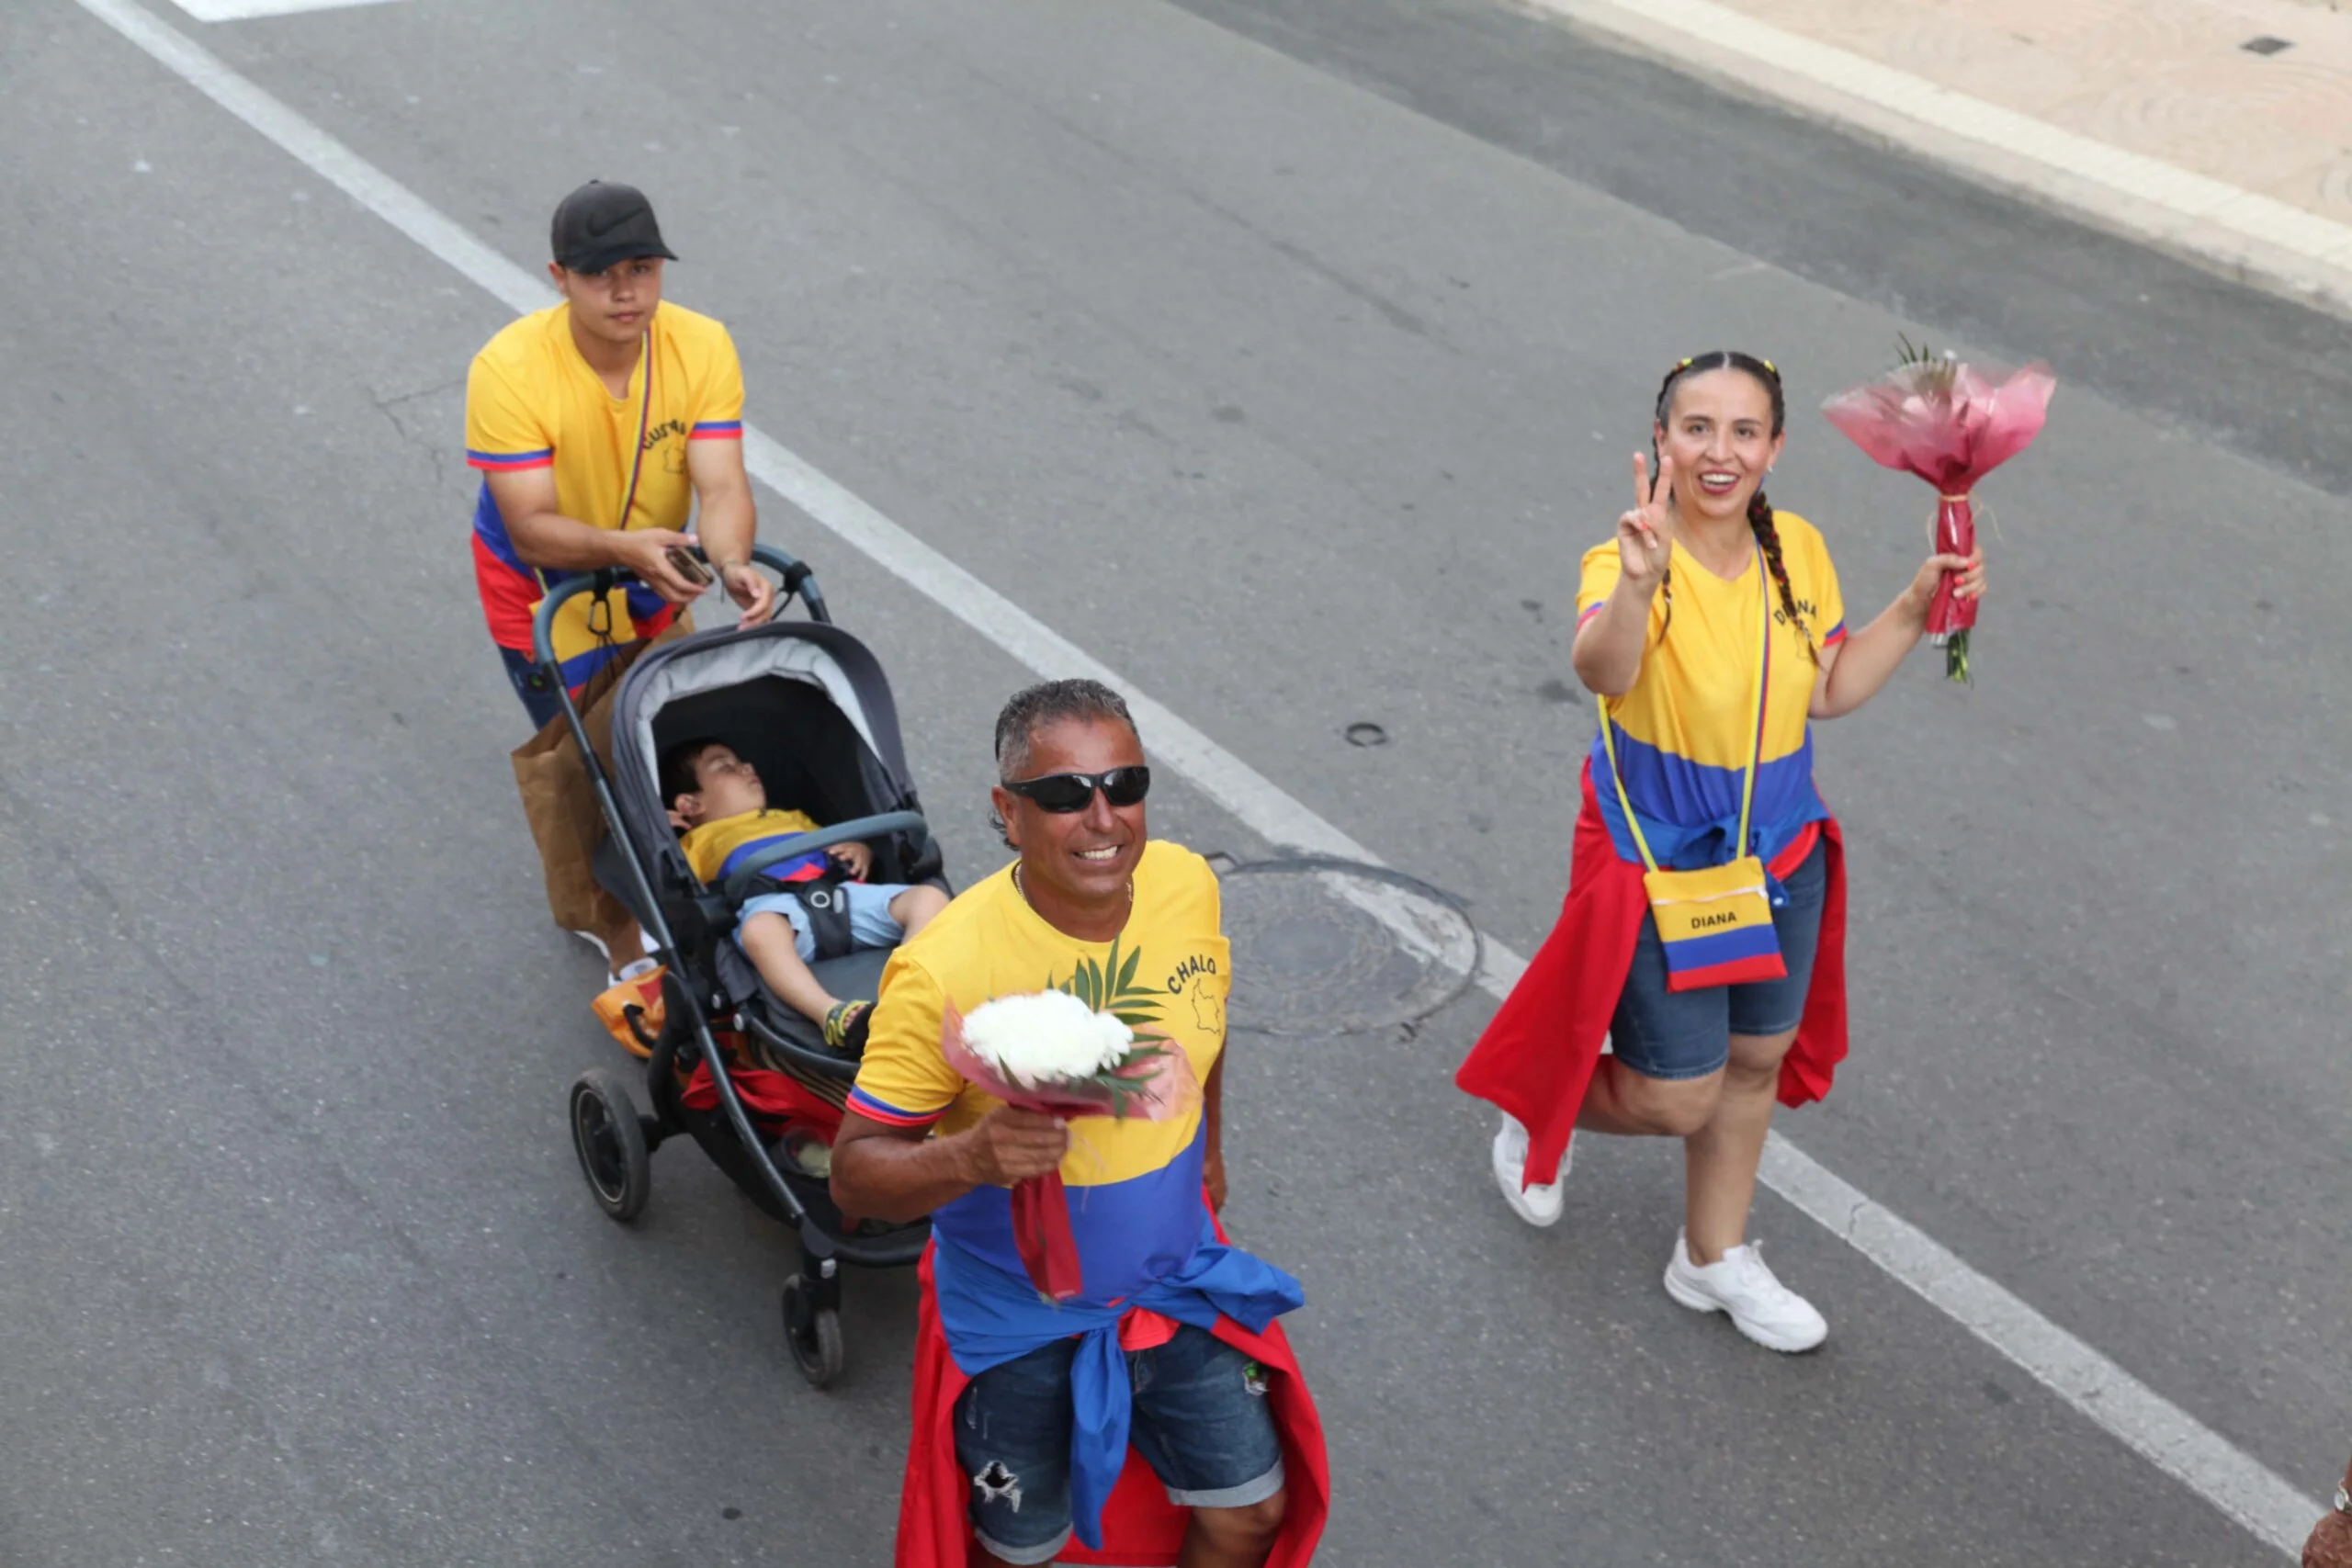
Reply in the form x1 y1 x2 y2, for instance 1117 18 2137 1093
466 180 771 1023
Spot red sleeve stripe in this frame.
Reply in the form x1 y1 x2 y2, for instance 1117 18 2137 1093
1577 603 1606 626
1822 620 1849 647
846 1088 947 1129
467 448 554 471
688 421 743 440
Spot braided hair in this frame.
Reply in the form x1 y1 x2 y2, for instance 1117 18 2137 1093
1648 351 1819 665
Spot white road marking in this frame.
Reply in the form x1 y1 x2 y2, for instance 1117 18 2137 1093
1517 0 2352 319
1318 872 1482 983
164 0 404 20
74 0 2324 1553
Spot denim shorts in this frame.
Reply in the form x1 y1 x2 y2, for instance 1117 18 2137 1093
954 1325 1285 1564
1610 836 1828 1082
737 882 908 964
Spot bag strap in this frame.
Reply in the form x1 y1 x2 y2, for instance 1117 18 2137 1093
615 333 655 534
1736 540 1770 855
1598 696 1660 874
533 332 656 612
1598 541 1771 873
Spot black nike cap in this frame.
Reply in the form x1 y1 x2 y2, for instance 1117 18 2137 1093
549 181 679 274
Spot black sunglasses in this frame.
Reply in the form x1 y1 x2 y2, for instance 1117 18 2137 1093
1001 766 1152 813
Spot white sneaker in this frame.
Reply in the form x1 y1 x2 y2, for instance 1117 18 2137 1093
573 929 662 968
607 955 660 988
1490 1113 1569 1227
1663 1231 1827 1352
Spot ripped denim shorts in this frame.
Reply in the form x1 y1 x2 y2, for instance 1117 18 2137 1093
952 1324 1284 1564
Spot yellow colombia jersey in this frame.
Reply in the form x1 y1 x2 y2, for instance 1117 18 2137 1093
679 807 823 886
463 300 746 671
849 842 1232 1301
1577 510 1847 875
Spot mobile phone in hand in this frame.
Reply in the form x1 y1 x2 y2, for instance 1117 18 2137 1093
664 547 714 588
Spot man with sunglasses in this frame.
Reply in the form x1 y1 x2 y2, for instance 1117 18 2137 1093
833 680 1326 1568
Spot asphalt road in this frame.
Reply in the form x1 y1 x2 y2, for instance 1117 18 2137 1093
1 0 2346 1564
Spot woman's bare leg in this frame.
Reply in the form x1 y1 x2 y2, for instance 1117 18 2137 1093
1577 1056 1720 1139
1681 1026 1796 1263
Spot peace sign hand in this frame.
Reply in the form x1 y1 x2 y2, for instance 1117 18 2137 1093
1616 452 1675 590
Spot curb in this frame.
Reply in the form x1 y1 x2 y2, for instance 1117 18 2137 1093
1512 0 2352 322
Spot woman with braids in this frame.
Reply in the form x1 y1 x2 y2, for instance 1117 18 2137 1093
1455 351 1984 1350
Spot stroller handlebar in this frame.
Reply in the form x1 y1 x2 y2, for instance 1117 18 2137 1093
529 541 829 669
717 811 933 906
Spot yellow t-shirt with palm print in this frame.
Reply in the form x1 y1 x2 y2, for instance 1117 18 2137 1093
848 841 1231 1299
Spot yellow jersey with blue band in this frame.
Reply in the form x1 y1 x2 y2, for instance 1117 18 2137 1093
850 841 1232 1308
679 807 826 888
1577 510 1846 877
463 300 744 682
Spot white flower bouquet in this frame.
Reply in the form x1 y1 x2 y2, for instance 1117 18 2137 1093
942 969 1200 1301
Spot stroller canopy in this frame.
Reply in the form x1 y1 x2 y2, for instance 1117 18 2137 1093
608 620 925 886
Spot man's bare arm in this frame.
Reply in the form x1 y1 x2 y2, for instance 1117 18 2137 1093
487 468 705 602
831 1106 1069 1224
685 438 771 625
1202 1053 1228 1213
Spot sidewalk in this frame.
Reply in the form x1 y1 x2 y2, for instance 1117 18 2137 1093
1518 0 2352 317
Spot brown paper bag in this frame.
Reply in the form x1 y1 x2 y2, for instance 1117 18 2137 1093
509 615 693 936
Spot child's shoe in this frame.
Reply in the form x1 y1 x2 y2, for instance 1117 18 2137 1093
821 999 874 1055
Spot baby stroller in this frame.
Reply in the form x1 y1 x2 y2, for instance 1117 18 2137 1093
539 543 942 1388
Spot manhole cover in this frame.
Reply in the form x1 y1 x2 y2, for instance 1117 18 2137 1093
1218 858 1480 1036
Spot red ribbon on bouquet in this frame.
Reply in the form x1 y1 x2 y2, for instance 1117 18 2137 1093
1930 491 1979 662
941 1000 1200 1304
1823 352 2055 681
1009 1169 1085 1303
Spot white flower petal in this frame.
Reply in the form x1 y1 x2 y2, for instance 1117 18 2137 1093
964 990 1135 1085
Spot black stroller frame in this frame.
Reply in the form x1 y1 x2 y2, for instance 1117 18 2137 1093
537 542 935 1388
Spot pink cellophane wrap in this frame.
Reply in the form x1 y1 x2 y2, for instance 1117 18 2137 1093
941 1000 1202 1302
1821 358 2055 662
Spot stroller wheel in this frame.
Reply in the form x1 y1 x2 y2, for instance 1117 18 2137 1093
780 1274 846 1389
570 1068 650 1222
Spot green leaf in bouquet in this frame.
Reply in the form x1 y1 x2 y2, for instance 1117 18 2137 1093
1057 1034 1182 1122
1893 333 1960 395
1114 941 1142 995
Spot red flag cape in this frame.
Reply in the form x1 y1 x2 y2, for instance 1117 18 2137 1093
1455 765 1849 1184
894 1242 1331 1568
